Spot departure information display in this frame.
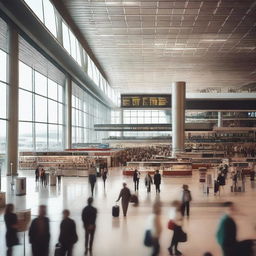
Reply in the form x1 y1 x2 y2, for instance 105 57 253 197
121 94 171 108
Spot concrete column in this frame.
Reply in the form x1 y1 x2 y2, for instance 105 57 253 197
65 76 72 149
172 81 186 156
218 112 223 127
7 26 19 176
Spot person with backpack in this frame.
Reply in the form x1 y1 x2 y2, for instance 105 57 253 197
181 185 192 217
58 209 78 256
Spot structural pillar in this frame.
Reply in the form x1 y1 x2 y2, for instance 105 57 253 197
7 26 19 176
218 112 223 127
172 81 186 156
65 76 72 149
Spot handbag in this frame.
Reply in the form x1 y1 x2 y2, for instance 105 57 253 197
168 220 176 230
178 228 187 242
144 230 153 247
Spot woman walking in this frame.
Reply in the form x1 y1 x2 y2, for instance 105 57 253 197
4 204 19 256
168 201 184 255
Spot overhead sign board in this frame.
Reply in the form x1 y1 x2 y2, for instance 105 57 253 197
121 94 171 108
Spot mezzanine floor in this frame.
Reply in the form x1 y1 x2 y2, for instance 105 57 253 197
0 168 256 256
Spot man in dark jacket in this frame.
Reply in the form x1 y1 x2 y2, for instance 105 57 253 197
216 201 237 256
58 209 78 256
82 197 97 255
133 169 140 191
154 170 161 193
29 205 50 256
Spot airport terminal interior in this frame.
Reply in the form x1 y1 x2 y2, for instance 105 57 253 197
0 0 256 255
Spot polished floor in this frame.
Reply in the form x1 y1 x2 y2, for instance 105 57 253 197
0 168 256 256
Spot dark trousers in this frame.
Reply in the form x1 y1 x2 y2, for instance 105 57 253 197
60 245 73 256
85 227 95 251
152 238 160 256
134 180 139 191
122 200 129 216
222 245 237 256
90 183 95 196
168 225 180 254
155 184 160 193
32 244 49 256
181 201 190 216
147 183 151 193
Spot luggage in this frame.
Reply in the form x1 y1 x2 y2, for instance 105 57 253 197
130 194 139 205
54 243 62 256
214 180 219 193
144 230 153 247
112 205 120 217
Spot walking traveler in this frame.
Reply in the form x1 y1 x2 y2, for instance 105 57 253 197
116 182 131 217
82 197 97 255
88 170 97 196
133 169 140 191
216 201 237 256
29 205 50 256
102 168 108 189
154 170 161 193
58 209 78 256
4 204 19 256
168 201 185 255
145 172 153 193
181 185 192 217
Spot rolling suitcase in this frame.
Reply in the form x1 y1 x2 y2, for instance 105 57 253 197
112 204 120 217
54 243 62 256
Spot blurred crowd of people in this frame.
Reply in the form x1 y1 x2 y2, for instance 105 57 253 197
116 146 171 165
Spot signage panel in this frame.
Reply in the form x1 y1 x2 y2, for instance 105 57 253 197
121 94 171 108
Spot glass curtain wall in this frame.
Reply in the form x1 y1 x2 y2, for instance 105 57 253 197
72 82 110 145
0 17 8 174
110 110 121 137
23 0 119 105
123 110 171 137
18 61 64 151
0 47 8 173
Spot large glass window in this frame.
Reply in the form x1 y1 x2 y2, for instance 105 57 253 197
24 0 44 22
0 50 7 82
24 0 119 105
43 0 57 37
0 47 8 174
123 110 171 137
72 82 111 145
18 61 64 151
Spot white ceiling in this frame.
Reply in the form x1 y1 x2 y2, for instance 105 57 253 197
60 0 256 93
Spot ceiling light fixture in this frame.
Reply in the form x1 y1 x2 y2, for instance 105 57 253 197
201 39 227 42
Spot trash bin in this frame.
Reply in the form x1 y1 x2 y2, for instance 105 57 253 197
0 192 6 207
50 174 56 186
15 177 26 196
